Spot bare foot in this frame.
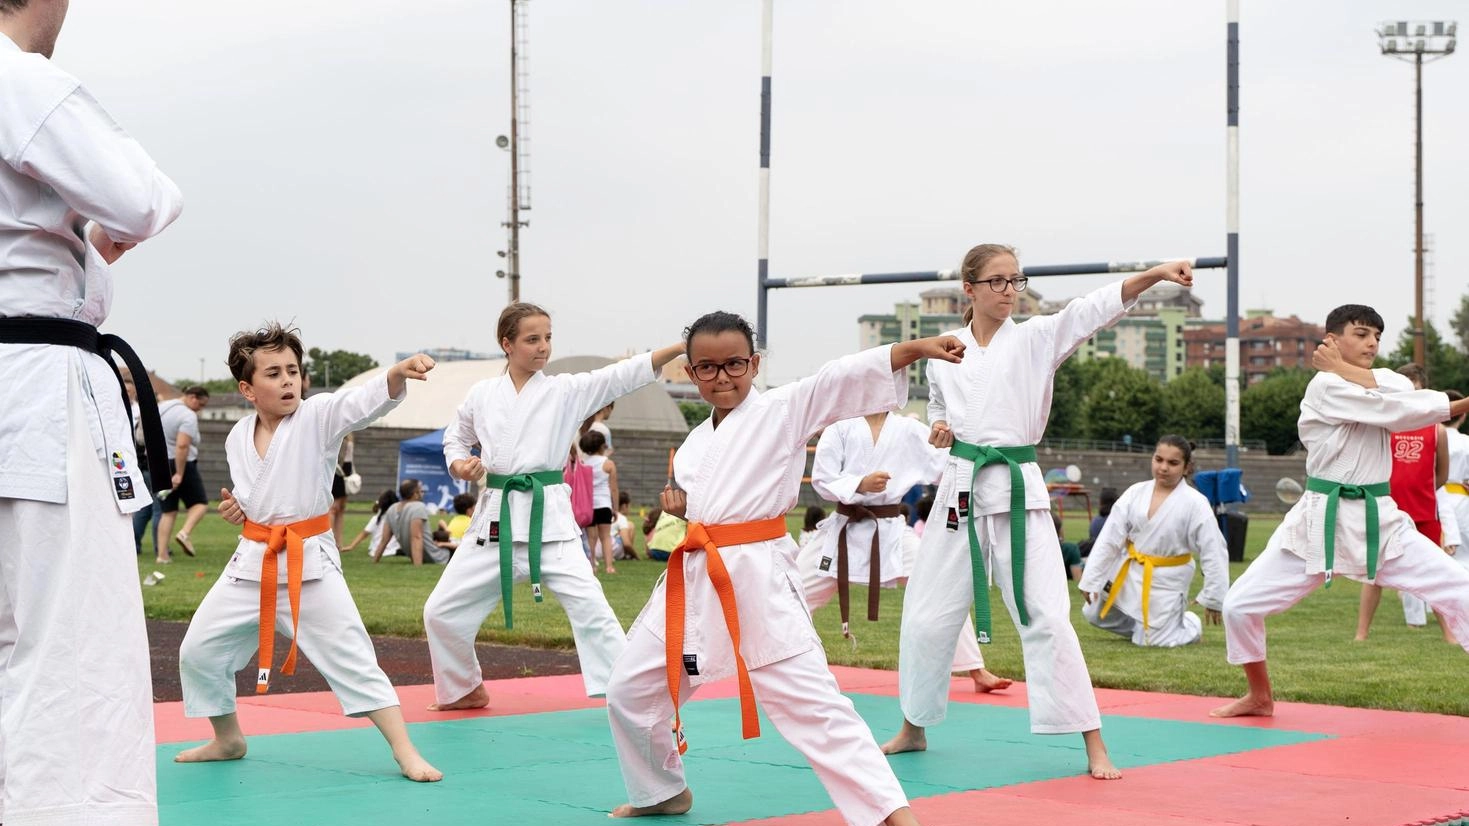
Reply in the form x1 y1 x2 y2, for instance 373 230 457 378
1209 694 1274 718
395 750 443 782
610 787 693 817
1088 753 1122 780
1083 730 1121 779
174 736 247 763
604 566 618 574
428 683 489 711
880 721 927 755
1352 633 1368 642
970 668 1013 693
175 532 197 557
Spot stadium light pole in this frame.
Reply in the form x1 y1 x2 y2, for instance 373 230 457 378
1377 20 1456 372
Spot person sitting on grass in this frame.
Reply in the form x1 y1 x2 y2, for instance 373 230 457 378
374 478 449 565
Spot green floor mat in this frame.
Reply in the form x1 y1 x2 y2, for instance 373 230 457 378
159 693 1329 825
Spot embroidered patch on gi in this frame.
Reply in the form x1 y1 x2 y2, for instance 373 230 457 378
113 474 136 500
111 451 127 472
818 556 832 572
682 654 699 676
487 521 500 542
946 507 960 532
957 490 970 517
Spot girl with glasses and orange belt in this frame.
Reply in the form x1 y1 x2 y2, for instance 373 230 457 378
604 310 963 826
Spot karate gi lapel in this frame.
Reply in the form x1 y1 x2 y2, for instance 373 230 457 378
684 390 758 521
960 319 1015 431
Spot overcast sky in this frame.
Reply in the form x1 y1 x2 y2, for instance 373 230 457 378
56 0 1469 385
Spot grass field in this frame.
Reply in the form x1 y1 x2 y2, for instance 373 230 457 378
137 508 1469 716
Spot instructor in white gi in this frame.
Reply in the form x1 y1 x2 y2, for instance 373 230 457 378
0 2 183 823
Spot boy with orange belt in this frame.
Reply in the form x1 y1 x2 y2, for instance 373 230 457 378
174 323 442 782
605 310 962 826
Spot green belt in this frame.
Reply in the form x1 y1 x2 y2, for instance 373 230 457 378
486 469 564 628
949 441 1038 643
1305 476 1391 585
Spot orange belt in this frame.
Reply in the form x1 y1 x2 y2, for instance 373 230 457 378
242 513 331 694
665 515 788 754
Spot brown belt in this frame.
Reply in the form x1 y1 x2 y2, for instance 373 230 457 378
834 502 904 636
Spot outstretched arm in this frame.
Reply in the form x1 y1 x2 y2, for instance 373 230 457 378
891 336 965 372
650 343 685 372
1121 260 1193 304
386 354 436 400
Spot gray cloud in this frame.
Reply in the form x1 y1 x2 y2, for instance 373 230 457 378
53 0 1469 384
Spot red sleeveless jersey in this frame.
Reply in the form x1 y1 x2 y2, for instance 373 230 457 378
1390 424 1438 523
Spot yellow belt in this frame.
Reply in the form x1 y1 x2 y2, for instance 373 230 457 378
1445 482 1469 496
1098 541 1192 638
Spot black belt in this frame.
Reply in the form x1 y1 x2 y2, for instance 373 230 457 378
0 317 171 493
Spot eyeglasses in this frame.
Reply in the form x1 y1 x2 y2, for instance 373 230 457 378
690 358 752 381
968 276 1028 293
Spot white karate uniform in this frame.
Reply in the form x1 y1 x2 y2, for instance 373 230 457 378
425 354 656 704
1223 370 1469 664
797 414 985 671
1078 480 1230 647
605 345 910 826
178 375 404 718
1 32 182 826
1442 428 1469 573
1400 485 1461 626
899 280 1131 735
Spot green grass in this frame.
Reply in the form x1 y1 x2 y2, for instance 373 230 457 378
139 510 1469 716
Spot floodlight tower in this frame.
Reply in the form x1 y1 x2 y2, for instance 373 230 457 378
1376 20 1456 371
497 0 533 302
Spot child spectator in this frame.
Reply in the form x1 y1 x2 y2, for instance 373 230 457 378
580 429 620 573
343 488 400 557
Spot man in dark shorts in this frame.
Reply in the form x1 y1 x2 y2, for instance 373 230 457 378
156 385 209 561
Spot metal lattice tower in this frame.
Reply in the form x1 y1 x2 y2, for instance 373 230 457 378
514 0 532 211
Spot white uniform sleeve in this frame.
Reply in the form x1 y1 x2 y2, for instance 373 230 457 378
778 345 908 448
564 352 657 423
1305 374 1450 433
1077 485 1136 594
925 358 948 425
1437 488 1461 548
918 432 949 484
1190 500 1231 612
16 87 183 243
442 388 481 466
811 425 863 504
317 373 402 445
1030 278 1131 369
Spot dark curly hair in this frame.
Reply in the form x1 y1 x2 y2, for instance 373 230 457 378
683 311 756 358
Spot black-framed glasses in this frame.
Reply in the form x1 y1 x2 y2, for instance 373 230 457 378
690 358 752 381
969 276 1028 293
